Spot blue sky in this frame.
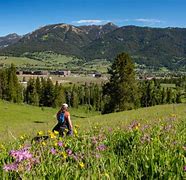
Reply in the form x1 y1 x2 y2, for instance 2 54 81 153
0 0 186 36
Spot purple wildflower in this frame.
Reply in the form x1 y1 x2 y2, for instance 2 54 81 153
66 149 72 156
95 153 101 159
10 149 32 162
58 141 63 147
3 162 19 172
141 134 151 144
141 124 149 131
184 166 186 171
72 154 78 161
164 124 172 132
91 137 98 144
96 144 106 151
50 148 56 155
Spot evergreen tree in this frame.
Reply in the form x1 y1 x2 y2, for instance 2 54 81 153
161 88 167 104
35 77 41 99
70 84 79 108
54 83 66 107
103 53 139 113
175 88 182 103
166 88 173 104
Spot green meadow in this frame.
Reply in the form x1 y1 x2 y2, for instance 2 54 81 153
0 100 186 179
0 100 185 142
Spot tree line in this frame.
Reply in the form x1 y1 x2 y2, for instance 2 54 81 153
0 53 185 114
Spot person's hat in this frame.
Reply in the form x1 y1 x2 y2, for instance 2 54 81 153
62 103 68 108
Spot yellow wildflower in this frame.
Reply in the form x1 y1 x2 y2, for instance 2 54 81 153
54 130 59 135
135 126 139 130
75 125 79 128
170 113 176 117
104 173 110 178
38 131 44 136
54 142 58 147
0 144 5 150
79 162 85 168
61 152 67 159
48 130 52 134
19 145 23 149
74 128 78 135
42 141 46 146
49 132 56 139
64 128 68 133
20 135 24 140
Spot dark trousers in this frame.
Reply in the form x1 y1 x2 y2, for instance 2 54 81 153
52 123 72 137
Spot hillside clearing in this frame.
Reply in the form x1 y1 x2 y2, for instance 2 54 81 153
0 100 185 142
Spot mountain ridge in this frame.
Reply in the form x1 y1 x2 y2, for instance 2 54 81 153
0 22 186 70
0 33 21 49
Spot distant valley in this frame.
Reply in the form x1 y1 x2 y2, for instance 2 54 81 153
0 23 186 70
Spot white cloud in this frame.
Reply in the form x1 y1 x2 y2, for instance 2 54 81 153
73 19 109 25
134 18 163 24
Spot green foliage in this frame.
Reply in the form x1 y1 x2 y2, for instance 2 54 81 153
0 109 185 179
0 64 22 103
103 53 139 113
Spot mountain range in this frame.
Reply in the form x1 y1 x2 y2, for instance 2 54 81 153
0 23 186 70
0 33 21 49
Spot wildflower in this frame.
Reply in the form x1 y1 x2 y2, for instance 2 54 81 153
49 132 56 139
61 152 67 159
129 121 140 131
75 125 79 128
96 144 106 151
4 148 38 172
104 173 110 178
38 131 44 136
58 141 63 147
91 136 98 144
50 148 56 155
54 130 59 135
72 154 78 161
66 149 72 156
164 124 172 131
79 162 84 168
74 128 78 135
0 144 6 151
54 142 58 147
48 130 52 134
170 113 176 117
95 153 101 159
20 135 24 140
184 166 186 172
141 134 151 144
3 162 19 172
10 149 32 162
42 142 46 146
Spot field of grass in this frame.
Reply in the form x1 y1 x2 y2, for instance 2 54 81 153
0 101 186 179
0 52 111 73
161 83 176 88
0 100 185 142
0 56 45 67
0 100 99 142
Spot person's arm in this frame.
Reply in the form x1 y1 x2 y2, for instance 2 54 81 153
67 115 73 130
56 110 61 121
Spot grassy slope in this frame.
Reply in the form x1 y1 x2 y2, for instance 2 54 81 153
0 100 185 142
0 53 110 73
0 101 99 142
0 56 45 66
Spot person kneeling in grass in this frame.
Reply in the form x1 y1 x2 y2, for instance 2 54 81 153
52 103 73 136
